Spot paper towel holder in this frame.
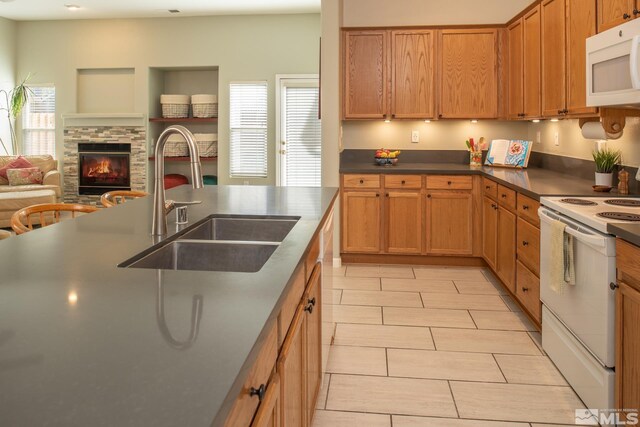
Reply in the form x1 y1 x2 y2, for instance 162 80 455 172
580 108 640 138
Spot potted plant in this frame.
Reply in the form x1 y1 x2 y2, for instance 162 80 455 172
592 147 622 187
0 74 32 155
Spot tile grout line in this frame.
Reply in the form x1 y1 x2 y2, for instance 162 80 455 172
447 380 461 418
323 373 332 410
491 353 509 383
385 347 389 377
468 310 479 330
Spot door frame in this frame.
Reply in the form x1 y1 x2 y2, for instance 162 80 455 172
275 74 320 187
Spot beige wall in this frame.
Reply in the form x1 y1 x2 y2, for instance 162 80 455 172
342 0 532 27
0 17 16 155
15 14 320 185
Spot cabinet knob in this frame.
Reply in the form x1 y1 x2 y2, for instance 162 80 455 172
447 181 452 185
624 12 632 19
634 9 639 16
376 193 380 197
359 179 364 184
494 205 498 210
491 203 496 209
610 282 619 290
427 194 432 198
308 297 316 307
304 302 314 313
501 194 507 198
522 287 529 292
522 241 529 246
250 384 266 402
485 186 491 190
385 193 389 198
523 205 529 210
401 180 406 184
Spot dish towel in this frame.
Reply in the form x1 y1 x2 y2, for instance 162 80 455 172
549 219 576 294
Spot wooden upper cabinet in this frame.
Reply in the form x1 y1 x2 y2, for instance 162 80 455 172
523 5 542 118
541 0 567 117
425 191 473 255
343 30 389 119
439 29 498 119
391 30 436 119
507 19 524 119
566 0 597 116
385 190 423 254
597 0 638 32
342 191 381 253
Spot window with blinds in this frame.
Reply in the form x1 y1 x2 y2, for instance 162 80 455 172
229 82 268 178
22 86 56 157
282 85 321 187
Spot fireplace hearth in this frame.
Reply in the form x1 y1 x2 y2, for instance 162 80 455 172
78 143 131 195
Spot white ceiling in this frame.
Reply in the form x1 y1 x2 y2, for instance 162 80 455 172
0 0 321 21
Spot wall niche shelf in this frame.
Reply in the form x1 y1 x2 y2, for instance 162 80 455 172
149 117 218 123
148 156 218 162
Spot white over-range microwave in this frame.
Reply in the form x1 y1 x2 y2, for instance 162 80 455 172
586 18 640 108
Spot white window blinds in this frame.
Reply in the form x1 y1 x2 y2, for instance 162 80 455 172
230 82 268 178
22 86 56 157
282 86 321 187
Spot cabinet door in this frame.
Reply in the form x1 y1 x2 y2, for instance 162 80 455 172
482 196 498 270
251 374 281 427
439 29 498 119
305 264 322 425
278 306 307 427
425 191 473 255
385 190 422 254
523 5 542 118
497 206 517 293
344 30 389 119
597 0 637 32
567 0 598 115
507 19 524 119
541 0 567 117
616 281 640 420
342 191 381 253
516 261 541 323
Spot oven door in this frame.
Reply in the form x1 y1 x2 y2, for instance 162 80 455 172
539 207 616 367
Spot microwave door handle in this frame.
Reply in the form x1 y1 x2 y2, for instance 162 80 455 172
563 225 607 249
631 35 640 89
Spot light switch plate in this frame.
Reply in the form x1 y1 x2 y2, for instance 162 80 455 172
411 130 419 143
554 132 559 146
536 131 541 144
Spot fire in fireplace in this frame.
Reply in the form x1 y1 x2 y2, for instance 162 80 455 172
78 143 131 195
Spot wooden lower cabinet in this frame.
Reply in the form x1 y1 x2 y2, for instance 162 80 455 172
385 190 422 254
251 374 281 427
342 190 381 253
496 206 516 293
516 261 541 322
482 196 498 269
278 304 307 427
305 265 322 425
425 191 473 255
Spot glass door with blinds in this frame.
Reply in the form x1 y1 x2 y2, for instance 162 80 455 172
276 77 321 187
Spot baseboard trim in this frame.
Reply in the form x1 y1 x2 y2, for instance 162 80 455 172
340 253 487 267
332 257 342 268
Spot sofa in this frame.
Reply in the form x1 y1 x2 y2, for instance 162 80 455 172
0 155 62 228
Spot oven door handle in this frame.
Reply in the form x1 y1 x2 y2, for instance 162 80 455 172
539 208 607 249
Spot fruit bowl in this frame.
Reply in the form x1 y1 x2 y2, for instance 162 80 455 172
374 149 401 166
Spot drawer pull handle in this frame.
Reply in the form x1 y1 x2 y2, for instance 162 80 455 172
522 287 529 292
522 241 529 246
610 282 619 290
304 302 314 313
359 179 364 184
522 205 529 210
250 384 266 402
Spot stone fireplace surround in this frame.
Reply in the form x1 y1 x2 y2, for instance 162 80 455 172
63 114 146 205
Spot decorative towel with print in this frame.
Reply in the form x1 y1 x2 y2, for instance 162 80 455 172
549 219 568 294
563 230 576 286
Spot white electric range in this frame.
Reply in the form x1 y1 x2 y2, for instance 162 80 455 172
539 196 640 412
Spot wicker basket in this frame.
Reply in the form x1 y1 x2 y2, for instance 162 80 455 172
191 94 218 118
195 133 218 157
161 94 190 118
163 134 189 157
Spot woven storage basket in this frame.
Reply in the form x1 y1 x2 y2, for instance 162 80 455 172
161 94 190 118
163 134 189 157
195 133 218 157
191 94 218 118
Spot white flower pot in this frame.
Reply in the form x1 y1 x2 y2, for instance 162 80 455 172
595 172 613 187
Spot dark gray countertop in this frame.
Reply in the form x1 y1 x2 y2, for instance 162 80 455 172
608 223 640 247
0 185 338 427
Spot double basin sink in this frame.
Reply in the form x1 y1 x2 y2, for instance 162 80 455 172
119 216 299 273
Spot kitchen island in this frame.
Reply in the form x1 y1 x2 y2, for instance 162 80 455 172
0 185 338 427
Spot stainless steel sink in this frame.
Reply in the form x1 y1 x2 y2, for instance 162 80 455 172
120 240 279 273
179 216 299 242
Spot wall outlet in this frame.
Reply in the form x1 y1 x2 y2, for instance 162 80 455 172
536 131 541 144
554 132 559 146
411 130 420 143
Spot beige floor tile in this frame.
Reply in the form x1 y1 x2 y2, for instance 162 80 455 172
454 280 508 295
528 331 544 354
531 425 582 427
382 278 458 293
333 305 382 324
326 374 457 418
450 381 584 424
334 323 434 350
384 307 476 329
316 374 330 409
312 410 391 427
431 328 541 355
332 289 342 304
341 289 423 307
347 265 415 278
330 266 347 277
500 295 522 312
469 310 537 331
333 276 381 290
387 349 505 382
494 355 567 386
414 267 487 281
421 293 509 311
393 416 528 427
327 345 388 376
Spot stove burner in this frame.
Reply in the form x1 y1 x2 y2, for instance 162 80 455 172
560 198 598 206
604 199 640 208
597 212 640 222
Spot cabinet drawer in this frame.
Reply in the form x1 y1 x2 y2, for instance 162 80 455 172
343 174 381 189
483 178 498 199
497 185 516 211
516 261 541 323
384 175 422 189
517 218 540 276
426 175 473 190
278 267 305 347
224 322 278 427
517 194 540 227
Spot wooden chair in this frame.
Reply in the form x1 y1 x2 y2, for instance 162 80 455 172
11 203 98 235
101 190 148 208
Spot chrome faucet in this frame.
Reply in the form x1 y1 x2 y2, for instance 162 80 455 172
152 125 204 236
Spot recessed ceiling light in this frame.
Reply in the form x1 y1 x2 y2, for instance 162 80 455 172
168 9 180 13
65 4 81 11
